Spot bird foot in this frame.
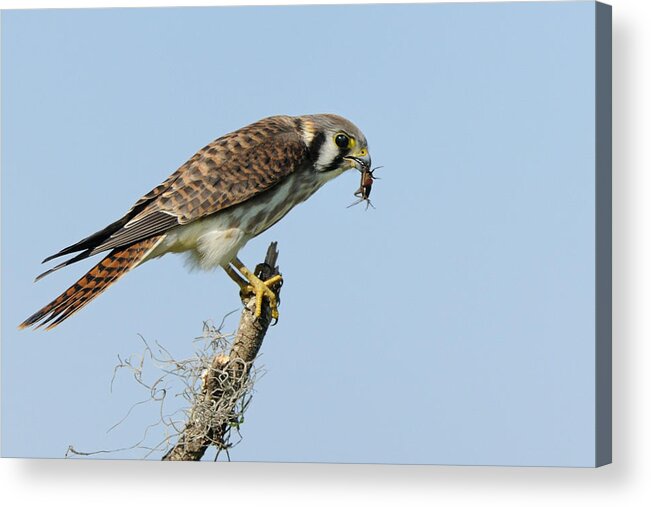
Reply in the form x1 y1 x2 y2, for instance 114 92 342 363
239 274 283 321
224 259 283 321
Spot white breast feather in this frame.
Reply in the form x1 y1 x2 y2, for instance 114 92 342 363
194 226 247 270
150 214 248 270
145 169 339 271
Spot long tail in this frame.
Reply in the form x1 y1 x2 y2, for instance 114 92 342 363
20 236 163 330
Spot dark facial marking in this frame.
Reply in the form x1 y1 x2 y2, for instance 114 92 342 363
307 131 326 162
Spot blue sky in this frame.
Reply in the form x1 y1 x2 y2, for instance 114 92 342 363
2 2 598 465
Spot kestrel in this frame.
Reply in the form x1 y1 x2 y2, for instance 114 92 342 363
20 114 371 330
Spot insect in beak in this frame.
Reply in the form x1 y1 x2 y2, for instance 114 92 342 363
347 166 382 210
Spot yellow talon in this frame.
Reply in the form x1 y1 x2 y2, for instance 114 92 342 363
224 258 282 321
241 274 282 320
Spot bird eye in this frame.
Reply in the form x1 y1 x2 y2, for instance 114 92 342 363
335 133 350 149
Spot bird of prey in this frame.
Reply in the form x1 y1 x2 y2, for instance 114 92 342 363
19 114 371 330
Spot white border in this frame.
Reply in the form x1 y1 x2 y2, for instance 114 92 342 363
2 1 649 506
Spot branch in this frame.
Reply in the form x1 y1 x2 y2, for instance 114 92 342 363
161 242 282 461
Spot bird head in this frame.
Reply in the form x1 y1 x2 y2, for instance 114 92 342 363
301 114 371 177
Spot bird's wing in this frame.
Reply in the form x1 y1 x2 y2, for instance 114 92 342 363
40 116 310 276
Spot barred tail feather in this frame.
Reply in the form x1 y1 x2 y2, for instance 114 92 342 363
20 236 163 330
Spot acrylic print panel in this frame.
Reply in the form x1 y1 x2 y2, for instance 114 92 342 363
1 1 611 466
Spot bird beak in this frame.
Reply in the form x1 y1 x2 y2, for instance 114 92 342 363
344 149 371 172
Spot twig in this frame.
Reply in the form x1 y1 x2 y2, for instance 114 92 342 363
161 242 282 461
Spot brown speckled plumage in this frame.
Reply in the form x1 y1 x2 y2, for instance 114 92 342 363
46 116 311 259
20 114 371 329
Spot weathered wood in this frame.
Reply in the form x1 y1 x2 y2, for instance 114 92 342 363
162 242 282 461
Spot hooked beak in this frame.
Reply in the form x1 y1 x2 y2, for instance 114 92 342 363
344 149 371 172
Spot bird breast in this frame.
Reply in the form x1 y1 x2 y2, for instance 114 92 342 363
151 169 329 270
